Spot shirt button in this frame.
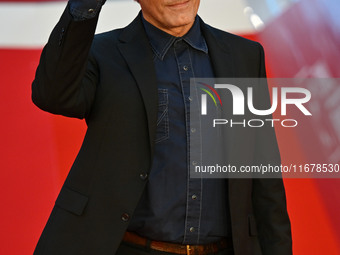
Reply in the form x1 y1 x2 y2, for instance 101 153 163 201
191 128 196 133
188 96 193 102
192 194 197 200
183 65 189 71
189 227 195 233
192 161 197 166
139 173 148 180
88 8 94 13
121 213 130 222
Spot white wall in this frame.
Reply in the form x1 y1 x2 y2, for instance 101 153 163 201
0 0 255 48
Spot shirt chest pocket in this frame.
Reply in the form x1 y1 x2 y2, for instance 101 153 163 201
155 89 169 143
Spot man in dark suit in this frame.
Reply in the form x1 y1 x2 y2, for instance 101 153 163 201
32 0 292 254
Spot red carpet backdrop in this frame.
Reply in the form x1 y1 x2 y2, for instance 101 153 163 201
0 0 339 254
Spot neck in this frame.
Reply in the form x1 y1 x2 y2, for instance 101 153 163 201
142 16 195 37
162 23 194 37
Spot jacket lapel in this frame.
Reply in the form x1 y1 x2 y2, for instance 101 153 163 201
200 20 235 78
117 14 158 160
200 20 238 166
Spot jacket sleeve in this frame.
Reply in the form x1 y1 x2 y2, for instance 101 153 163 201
31 4 101 119
252 44 293 255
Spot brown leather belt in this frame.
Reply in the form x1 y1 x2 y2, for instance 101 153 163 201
122 231 232 255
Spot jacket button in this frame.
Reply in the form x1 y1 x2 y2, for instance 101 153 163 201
121 213 130 222
139 173 148 180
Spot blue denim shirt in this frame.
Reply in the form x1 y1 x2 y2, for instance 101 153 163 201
67 0 231 244
128 16 231 244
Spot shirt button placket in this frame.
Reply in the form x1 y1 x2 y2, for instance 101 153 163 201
174 40 200 244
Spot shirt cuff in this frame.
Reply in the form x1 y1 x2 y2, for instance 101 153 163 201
69 0 105 21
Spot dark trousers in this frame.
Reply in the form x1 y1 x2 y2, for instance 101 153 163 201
115 242 234 255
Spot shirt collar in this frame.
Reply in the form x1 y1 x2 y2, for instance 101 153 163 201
141 14 208 60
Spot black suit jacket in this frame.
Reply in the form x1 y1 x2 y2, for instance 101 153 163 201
32 6 292 255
